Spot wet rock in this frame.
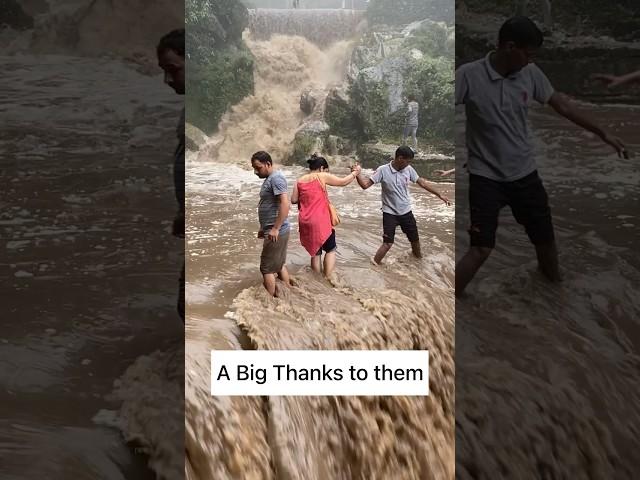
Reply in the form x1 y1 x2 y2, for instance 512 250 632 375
325 87 363 141
185 123 208 152
300 87 324 116
289 121 330 165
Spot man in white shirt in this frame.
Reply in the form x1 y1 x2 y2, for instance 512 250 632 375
455 16 627 297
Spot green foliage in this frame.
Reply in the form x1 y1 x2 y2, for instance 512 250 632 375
367 0 453 26
186 46 254 134
186 0 254 134
325 92 365 141
291 134 317 165
404 55 454 141
349 77 394 140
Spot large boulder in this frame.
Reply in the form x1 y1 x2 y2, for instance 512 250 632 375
289 121 330 165
325 87 364 141
185 123 208 152
300 87 326 118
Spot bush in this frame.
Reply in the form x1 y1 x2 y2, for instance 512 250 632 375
404 56 454 142
186 0 254 134
186 46 254 134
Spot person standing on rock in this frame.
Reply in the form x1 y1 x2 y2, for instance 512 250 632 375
291 154 360 278
454 16 627 297
157 28 185 322
251 151 292 297
354 146 451 265
403 94 419 151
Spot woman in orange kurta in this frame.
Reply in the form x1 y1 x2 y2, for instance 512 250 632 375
291 154 360 277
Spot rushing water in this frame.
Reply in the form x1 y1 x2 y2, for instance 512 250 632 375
248 8 366 46
1 0 184 476
455 101 640 477
184 29 455 479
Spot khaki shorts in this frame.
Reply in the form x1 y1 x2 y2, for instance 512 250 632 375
260 230 289 274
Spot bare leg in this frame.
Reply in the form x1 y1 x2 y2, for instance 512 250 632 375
374 243 393 264
323 250 337 277
412 127 418 150
277 265 291 286
411 241 422 258
311 255 322 273
455 246 493 297
535 241 561 282
263 273 277 296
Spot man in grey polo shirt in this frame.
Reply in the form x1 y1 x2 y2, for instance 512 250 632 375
455 16 627 297
354 146 451 264
251 151 291 297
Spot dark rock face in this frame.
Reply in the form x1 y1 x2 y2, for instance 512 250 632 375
1 0 34 30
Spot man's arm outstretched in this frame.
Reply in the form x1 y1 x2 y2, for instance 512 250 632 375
417 178 451 205
548 92 628 158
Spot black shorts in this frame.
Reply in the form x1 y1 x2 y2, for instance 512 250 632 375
468 171 555 249
382 211 419 244
315 229 337 256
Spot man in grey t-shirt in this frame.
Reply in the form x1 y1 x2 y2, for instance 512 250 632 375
455 16 627 297
354 146 451 264
251 151 291 297
402 95 419 151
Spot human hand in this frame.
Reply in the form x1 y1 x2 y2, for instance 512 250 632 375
602 132 628 158
591 73 625 89
439 194 451 206
267 227 279 242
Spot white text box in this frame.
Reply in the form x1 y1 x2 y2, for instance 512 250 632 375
211 350 429 396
